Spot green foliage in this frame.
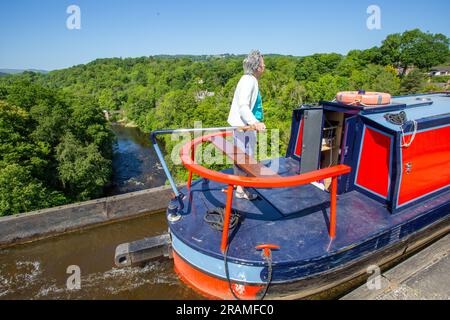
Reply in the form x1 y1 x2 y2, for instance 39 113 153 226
56 133 112 200
400 69 426 94
335 48 382 77
430 75 450 83
349 65 401 95
304 74 351 102
0 164 66 216
295 53 343 81
420 83 445 93
380 29 449 76
0 101 50 180
0 79 113 215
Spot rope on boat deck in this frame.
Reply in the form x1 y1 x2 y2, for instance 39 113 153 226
200 192 240 231
203 207 240 231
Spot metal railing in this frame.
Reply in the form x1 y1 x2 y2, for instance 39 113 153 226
151 126 253 209
179 131 352 253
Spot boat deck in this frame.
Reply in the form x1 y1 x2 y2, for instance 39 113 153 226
171 157 450 272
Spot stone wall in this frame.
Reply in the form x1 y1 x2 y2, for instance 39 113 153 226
0 186 175 247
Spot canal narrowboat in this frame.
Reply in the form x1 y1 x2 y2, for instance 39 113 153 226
118 92 450 300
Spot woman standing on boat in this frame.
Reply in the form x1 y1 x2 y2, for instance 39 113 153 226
227 50 266 200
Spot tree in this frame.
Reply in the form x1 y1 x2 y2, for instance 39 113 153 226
400 69 426 94
0 164 66 216
98 88 117 110
56 133 112 200
304 74 351 103
295 53 343 81
0 78 114 214
380 29 450 76
29 99 69 147
133 69 148 86
0 100 51 181
350 65 400 95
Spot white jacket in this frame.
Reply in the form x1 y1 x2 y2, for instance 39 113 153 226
227 74 260 126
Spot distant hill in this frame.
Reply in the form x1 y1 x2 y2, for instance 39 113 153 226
0 68 48 75
0 72 7 77
150 53 290 61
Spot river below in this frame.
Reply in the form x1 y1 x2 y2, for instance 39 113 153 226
106 123 167 196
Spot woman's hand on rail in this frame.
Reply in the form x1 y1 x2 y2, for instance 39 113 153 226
237 122 266 132
254 122 266 131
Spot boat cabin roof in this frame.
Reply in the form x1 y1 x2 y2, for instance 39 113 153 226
361 93 450 132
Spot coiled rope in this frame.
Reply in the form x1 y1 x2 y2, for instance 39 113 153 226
203 207 240 231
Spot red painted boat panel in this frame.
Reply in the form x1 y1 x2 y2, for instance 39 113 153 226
356 127 391 198
398 125 450 206
294 119 304 157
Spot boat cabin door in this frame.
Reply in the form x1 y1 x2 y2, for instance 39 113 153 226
286 106 324 174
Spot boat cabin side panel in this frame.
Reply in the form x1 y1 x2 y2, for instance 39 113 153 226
354 125 393 200
397 124 450 208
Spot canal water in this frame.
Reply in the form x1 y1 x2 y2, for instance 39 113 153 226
0 213 202 300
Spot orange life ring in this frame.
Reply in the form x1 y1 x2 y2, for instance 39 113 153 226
336 91 391 106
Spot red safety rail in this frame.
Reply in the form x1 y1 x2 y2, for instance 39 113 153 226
180 131 351 253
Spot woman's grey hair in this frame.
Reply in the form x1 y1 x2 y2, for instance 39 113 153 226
243 50 263 75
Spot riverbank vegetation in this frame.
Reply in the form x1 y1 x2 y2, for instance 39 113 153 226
0 29 448 214
0 80 114 215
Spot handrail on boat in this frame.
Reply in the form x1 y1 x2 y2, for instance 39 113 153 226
179 131 352 253
151 125 256 209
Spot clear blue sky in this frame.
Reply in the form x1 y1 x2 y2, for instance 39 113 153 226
1 0 449 70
